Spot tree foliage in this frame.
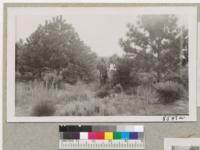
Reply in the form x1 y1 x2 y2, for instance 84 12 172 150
119 15 188 82
16 16 97 82
114 56 139 89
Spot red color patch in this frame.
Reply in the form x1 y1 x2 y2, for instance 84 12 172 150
95 132 104 139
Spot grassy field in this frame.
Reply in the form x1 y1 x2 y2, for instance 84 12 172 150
15 81 188 116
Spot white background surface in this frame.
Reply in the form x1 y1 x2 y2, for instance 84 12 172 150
164 138 200 150
1 1 200 150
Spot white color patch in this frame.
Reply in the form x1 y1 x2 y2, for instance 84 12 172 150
117 125 144 132
80 132 88 140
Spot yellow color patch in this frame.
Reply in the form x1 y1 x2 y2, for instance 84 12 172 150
104 132 113 140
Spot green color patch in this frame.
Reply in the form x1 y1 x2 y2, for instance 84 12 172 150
113 132 121 139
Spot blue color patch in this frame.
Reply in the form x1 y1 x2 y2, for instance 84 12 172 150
121 132 129 139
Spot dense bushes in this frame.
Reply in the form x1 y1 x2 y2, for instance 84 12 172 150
155 81 186 104
113 57 139 89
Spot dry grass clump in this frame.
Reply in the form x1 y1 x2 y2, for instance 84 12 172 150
64 93 89 102
62 98 118 116
63 100 94 116
31 100 56 116
136 85 158 104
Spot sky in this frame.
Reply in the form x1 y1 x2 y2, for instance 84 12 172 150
16 8 188 57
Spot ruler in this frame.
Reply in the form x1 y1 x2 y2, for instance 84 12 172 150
59 125 145 149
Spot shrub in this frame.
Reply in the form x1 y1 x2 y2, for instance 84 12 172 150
32 100 55 116
114 57 139 89
163 67 188 89
95 85 110 98
163 72 182 85
154 81 186 104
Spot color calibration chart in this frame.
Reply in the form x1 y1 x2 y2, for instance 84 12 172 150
59 125 144 149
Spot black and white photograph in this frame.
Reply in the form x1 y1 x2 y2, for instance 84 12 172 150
165 138 200 150
6 6 197 122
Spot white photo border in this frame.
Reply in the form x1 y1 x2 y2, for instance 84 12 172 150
6 5 197 122
198 23 200 107
164 138 200 150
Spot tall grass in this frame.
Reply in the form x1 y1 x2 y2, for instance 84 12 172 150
15 80 188 116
